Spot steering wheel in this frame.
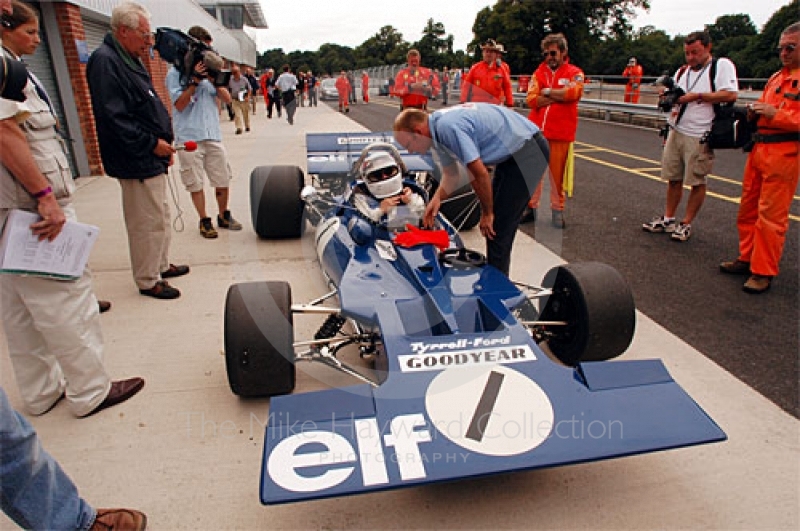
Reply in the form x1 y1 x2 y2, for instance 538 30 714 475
440 248 487 269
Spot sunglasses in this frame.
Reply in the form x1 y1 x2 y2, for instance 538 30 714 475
365 165 399 183
776 44 797 54
542 50 559 58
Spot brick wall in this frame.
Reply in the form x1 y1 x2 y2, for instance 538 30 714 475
53 2 103 175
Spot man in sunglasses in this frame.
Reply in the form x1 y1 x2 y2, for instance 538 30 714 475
720 22 800 294
523 33 584 229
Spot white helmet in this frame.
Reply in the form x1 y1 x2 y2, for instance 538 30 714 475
360 152 402 199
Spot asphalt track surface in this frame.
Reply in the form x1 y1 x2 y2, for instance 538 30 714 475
328 95 799 417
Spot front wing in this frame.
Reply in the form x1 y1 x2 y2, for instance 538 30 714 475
261 329 725 504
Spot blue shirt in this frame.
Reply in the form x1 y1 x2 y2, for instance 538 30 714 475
166 67 222 143
429 103 540 166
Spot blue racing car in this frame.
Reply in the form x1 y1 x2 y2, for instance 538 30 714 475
223 134 725 505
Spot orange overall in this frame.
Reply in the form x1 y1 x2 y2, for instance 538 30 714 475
335 75 351 110
736 67 800 277
526 61 584 211
460 60 514 106
361 73 369 103
623 64 643 103
394 66 439 109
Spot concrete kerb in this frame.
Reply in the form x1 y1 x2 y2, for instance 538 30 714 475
0 101 796 529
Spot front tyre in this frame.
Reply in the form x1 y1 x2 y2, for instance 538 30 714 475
539 262 636 366
224 281 295 397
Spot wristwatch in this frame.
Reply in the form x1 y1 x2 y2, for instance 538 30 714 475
543 88 551 96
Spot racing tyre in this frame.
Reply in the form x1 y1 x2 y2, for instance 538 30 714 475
250 165 304 238
539 262 636 366
224 281 295 397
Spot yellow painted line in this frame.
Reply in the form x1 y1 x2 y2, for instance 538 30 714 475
576 141 800 200
576 152 800 222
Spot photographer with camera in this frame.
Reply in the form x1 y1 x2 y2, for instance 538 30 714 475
719 22 800 294
643 30 738 242
166 25 241 240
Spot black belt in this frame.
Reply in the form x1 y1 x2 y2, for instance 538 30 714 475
752 132 800 144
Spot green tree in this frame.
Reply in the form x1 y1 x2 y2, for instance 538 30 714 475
355 26 405 67
705 14 757 42
469 0 650 74
412 19 453 69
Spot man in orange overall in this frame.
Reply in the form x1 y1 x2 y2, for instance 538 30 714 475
720 22 800 294
393 49 439 110
524 33 584 228
461 39 514 107
361 71 370 103
623 57 643 103
335 70 351 113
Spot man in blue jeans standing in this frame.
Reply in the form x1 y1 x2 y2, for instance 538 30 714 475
0 387 146 529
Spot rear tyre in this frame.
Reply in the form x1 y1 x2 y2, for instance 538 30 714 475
539 262 636 366
250 165 304 238
224 281 295 397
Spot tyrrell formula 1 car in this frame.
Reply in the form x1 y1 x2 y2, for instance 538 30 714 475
224 134 725 505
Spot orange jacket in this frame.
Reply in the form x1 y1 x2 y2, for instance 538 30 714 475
526 61 584 142
335 76 351 95
622 64 643 86
394 66 439 108
754 67 800 136
460 60 514 106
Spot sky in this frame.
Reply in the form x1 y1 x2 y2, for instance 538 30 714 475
248 0 789 53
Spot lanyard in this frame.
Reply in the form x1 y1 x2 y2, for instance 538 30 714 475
685 62 710 93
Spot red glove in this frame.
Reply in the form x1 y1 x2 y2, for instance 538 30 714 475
393 224 450 251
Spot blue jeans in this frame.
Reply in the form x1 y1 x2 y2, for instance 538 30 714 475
0 387 95 530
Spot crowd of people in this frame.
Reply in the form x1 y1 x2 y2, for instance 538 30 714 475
0 0 797 525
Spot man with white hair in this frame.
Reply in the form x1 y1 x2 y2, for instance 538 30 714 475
87 0 189 300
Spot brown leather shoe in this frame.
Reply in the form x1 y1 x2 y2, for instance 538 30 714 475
743 274 772 294
83 378 145 417
139 280 180 300
719 259 751 275
90 508 147 530
98 300 112 313
161 263 190 279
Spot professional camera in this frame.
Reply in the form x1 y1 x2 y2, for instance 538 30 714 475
654 74 685 112
153 27 231 87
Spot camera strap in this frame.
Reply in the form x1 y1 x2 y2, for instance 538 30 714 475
673 65 690 125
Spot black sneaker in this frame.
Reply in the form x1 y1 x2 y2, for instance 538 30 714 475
199 217 218 239
551 210 565 229
217 211 242 231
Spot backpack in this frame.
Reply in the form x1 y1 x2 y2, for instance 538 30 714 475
683 58 755 150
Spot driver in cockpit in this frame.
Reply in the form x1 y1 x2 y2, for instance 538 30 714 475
351 152 426 229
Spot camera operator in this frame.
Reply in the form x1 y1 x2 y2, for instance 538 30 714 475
643 30 738 242
166 25 241 240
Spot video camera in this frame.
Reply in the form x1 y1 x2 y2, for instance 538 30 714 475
153 27 231 88
654 74 685 113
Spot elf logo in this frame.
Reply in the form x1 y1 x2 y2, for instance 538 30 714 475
267 414 431 493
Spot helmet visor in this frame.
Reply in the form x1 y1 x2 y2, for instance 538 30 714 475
365 165 400 183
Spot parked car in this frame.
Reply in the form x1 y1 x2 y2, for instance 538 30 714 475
319 78 338 100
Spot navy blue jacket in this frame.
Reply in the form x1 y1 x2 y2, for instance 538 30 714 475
87 34 173 180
